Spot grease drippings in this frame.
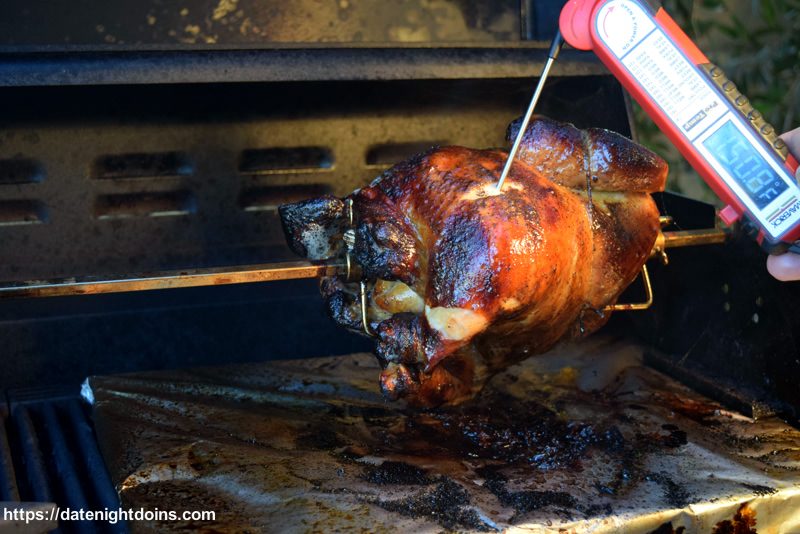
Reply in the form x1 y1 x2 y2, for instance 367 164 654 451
712 503 758 534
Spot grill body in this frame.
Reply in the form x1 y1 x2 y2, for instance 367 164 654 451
1 1 799 532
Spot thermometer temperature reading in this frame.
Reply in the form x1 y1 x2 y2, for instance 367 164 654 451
702 122 787 210
559 0 800 248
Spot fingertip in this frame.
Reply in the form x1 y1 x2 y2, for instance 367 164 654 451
780 127 800 145
767 253 800 281
780 128 800 167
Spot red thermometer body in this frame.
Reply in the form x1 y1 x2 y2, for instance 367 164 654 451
559 0 800 249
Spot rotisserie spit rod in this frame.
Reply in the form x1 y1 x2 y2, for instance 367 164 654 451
0 228 726 299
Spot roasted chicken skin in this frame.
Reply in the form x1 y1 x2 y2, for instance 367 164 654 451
280 116 667 408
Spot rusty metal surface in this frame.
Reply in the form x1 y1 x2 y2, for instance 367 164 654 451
0 261 344 299
0 0 521 47
0 46 607 87
87 337 800 532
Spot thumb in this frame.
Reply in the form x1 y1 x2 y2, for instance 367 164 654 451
767 252 800 281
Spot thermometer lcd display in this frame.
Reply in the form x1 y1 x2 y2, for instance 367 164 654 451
702 121 787 210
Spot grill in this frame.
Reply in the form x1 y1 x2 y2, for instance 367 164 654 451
1 1 799 532
2 389 124 533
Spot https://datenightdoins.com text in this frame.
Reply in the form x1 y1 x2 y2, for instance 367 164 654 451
3 505 216 526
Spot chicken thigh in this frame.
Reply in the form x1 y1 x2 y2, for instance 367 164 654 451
280 116 667 407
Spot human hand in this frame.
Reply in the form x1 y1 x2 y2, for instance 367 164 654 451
766 128 800 281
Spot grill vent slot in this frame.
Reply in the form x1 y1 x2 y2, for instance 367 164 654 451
239 147 333 174
92 152 192 180
0 200 47 226
240 185 333 212
0 158 43 185
94 191 195 219
366 141 446 167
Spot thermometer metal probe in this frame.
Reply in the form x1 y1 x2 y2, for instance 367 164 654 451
496 32 564 191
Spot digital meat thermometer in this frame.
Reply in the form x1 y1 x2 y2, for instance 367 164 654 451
500 0 800 251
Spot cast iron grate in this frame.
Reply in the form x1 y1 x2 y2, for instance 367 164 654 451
2 389 124 533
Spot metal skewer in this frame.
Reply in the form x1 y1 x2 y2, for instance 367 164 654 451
0 228 727 299
656 228 728 250
496 31 564 191
0 261 346 299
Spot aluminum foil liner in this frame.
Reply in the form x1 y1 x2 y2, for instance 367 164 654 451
86 337 800 532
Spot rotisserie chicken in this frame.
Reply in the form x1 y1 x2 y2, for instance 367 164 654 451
280 116 667 408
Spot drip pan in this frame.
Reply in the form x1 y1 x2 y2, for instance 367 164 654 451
86 337 800 532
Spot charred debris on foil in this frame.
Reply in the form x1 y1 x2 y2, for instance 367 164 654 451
86 337 800 532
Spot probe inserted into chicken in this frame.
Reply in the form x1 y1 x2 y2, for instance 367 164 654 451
280 116 667 408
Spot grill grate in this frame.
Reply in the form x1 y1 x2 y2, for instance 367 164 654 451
3 390 124 534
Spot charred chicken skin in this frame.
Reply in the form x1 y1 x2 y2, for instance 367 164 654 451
280 116 667 408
